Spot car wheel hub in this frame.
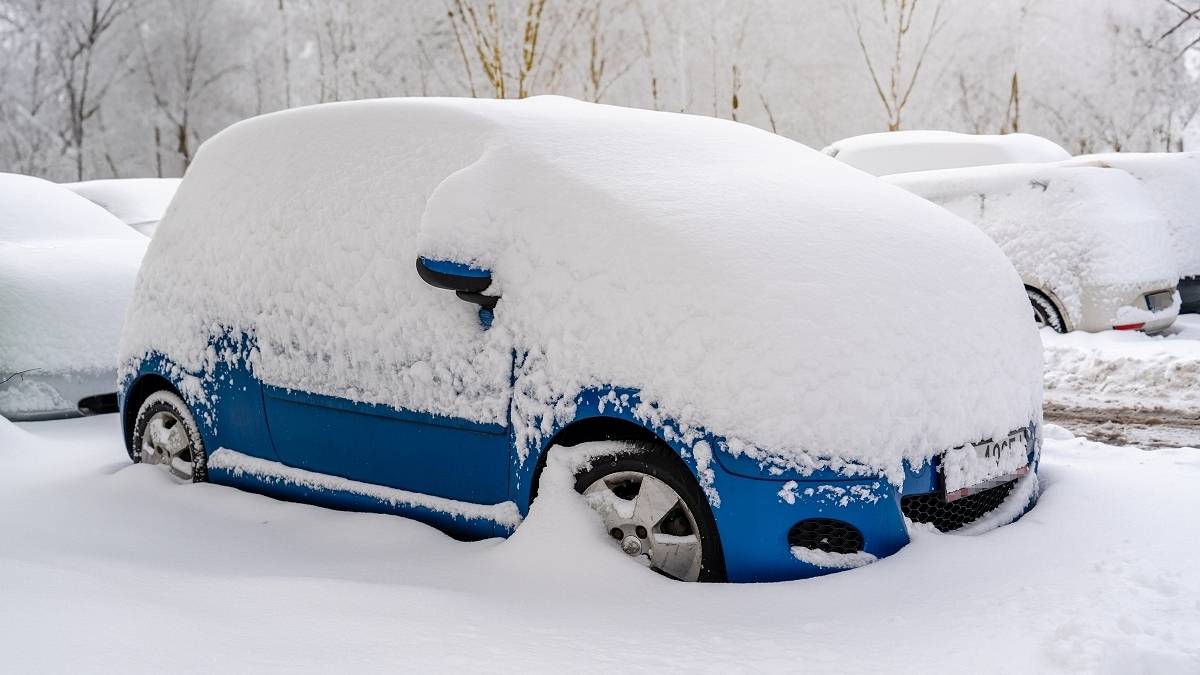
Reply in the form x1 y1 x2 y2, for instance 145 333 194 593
583 470 703 581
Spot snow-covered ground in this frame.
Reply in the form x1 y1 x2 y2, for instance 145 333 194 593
1043 315 1200 447
1 414 1197 673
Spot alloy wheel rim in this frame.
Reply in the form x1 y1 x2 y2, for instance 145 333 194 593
140 410 194 482
583 470 703 581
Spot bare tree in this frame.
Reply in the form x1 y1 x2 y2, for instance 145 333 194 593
846 0 947 131
1161 0 1200 56
53 0 136 180
445 0 583 98
136 0 241 175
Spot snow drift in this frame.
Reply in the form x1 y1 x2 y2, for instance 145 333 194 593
120 96 1042 481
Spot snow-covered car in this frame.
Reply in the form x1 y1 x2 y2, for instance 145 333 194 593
826 131 1179 333
1 173 147 420
884 164 1179 333
63 178 181 237
1059 152 1200 314
118 97 1043 583
821 130 1070 176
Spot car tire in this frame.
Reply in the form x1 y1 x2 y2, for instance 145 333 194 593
1027 288 1066 333
574 444 725 582
130 390 208 483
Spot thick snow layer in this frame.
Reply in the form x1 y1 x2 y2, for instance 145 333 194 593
2 416 1198 672
122 97 1042 482
1061 152 1200 277
822 130 1070 177
1042 315 1200 410
63 178 181 237
886 164 1178 327
1 174 147 380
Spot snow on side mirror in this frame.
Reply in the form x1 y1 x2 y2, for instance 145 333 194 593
415 256 499 327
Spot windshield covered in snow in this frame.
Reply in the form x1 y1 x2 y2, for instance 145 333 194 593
824 131 1071 177
122 97 1043 483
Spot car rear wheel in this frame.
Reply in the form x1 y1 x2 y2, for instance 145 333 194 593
130 391 207 483
1027 288 1066 333
574 446 724 582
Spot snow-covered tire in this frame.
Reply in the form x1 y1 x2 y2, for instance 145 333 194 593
574 445 725 582
1027 288 1066 333
130 390 208 483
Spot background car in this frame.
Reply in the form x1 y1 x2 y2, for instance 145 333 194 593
63 178 181 237
1059 152 1200 314
117 96 1043 583
827 131 1179 333
0 173 147 420
821 130 1071 176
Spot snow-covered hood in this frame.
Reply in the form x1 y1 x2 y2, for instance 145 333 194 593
122 96 1042 482
886 163 1178 327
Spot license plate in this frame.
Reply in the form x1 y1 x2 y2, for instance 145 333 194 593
941 430 1030 502
1145 290 1174 312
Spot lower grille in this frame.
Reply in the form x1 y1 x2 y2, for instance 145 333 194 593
901 480 1016 532
787 518 865 554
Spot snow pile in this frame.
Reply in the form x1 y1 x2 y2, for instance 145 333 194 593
63 178 181 237
822 130 1070 177
1061 152 1200 277
1042 316 1200 410
1 173 147 381
886 164 1178 327
122 96 1042 483
4 417 1200 673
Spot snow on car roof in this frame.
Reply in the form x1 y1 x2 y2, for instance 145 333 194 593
122 96 1042 482
63 178 181 236
1 173 147 377
823 130 1071 177
885 163 1177 327
0 172 142 243
1059 152 1200 277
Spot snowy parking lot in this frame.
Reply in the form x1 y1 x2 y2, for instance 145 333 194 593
3 321 1200 673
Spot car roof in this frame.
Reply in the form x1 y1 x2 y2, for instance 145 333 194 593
0 173 143 243
823 130 1071 176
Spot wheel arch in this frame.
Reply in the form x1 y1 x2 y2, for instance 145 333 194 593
1025 284 1071 331
121 372 182 455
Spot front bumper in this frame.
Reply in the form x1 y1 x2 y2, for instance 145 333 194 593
706 423 1040 583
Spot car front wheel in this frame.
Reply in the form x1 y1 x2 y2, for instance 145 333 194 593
130 390 208 483
574 446 725 582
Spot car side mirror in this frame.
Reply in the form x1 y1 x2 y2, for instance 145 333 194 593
416 256 500 327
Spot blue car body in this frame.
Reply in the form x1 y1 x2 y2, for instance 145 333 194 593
120 316 1040 583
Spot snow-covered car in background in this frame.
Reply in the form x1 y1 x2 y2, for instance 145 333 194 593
1060 152 1200 314
118 97 1043 583
826 131 1179 333
821 130 1070 176
63 178 181 237
885 164 1179 333
1 173 147 420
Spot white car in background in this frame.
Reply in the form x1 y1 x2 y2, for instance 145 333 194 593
63 178 180 237
825 131 1179 333
822 130 1070 176
1059 152 1200 314
0 173 147 420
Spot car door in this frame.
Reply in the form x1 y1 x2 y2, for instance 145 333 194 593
262 301 513 507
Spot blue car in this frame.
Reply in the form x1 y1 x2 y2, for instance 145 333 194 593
118 97 1044 582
